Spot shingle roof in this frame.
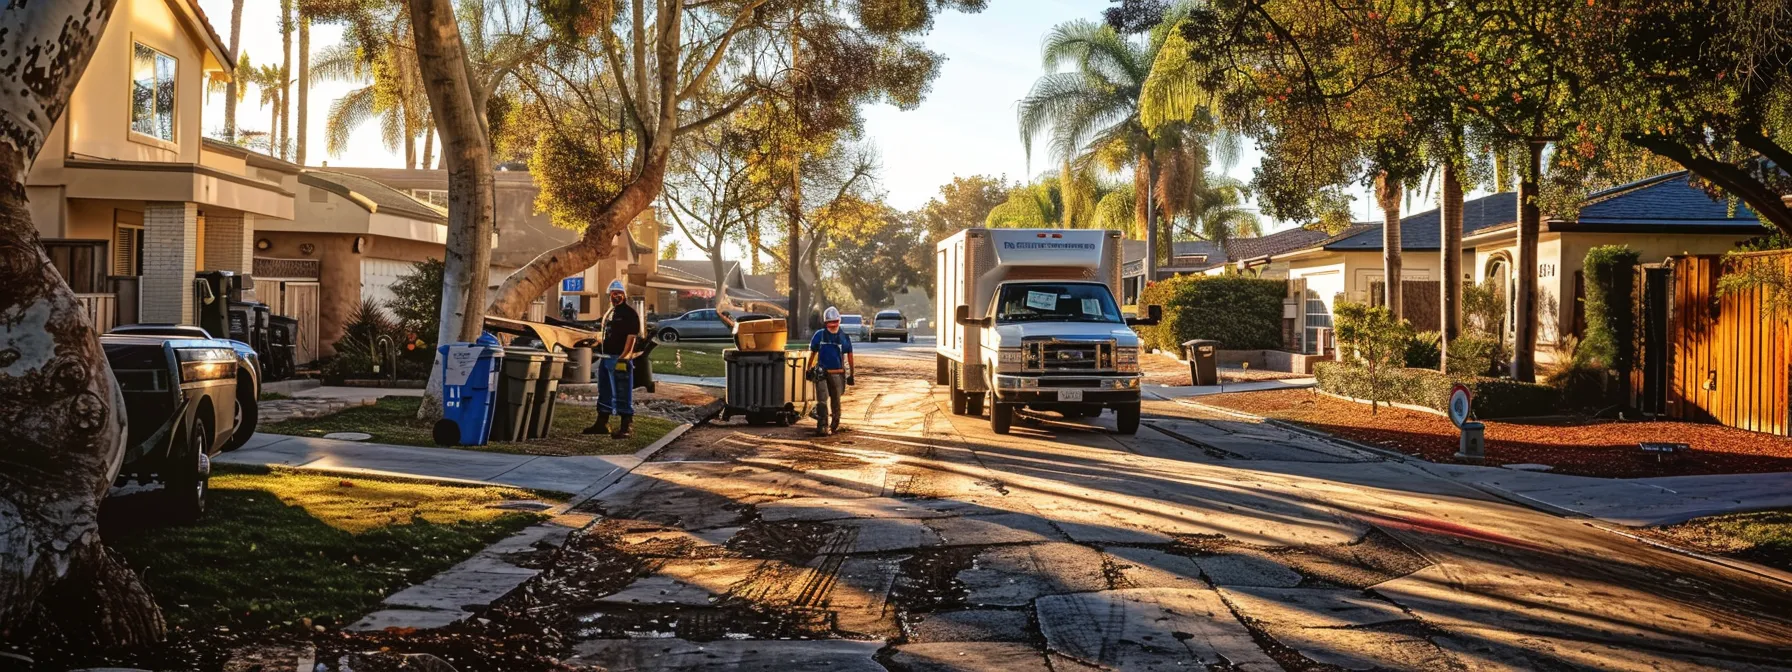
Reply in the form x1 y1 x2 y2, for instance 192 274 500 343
1123 239 1226 265
300 170 448 222
1326 191 1519 251
1226 227 1332 261
1572 171 1762 225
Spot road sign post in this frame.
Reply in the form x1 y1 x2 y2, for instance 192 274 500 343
1449 384 1484 462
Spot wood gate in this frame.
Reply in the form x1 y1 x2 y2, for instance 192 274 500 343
255 278 321 366
1644 253 1792 435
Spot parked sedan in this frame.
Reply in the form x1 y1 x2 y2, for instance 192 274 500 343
869 310 909 343
110 324 262 452
840 314 870 341
102 333 246 519
654 309 732 342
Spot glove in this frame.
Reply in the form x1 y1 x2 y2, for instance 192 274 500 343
847 374 856 386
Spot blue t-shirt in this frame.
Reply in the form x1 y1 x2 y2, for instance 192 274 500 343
810 328 853 371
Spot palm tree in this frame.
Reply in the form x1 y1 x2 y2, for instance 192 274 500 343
318 19 431 167
224 0 244 141
1175 172 1261 251
237 57 289 156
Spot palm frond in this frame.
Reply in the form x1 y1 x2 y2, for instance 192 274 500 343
325 85 378 157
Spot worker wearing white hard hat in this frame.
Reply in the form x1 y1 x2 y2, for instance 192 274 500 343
585 278 641 438
805 306 855 436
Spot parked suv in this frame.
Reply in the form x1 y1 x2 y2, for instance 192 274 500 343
870 310 909 343
109 324 262 452
102 332 248 519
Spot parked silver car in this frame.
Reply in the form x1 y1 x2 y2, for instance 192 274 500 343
840 314 870 341
870 310 909 343
655 309 731 342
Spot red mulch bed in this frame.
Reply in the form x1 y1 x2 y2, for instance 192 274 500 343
1199 389 1792 478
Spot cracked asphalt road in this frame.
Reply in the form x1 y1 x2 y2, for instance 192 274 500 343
539 351 1792 671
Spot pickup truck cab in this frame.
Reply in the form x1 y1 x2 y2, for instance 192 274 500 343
102 333 245 519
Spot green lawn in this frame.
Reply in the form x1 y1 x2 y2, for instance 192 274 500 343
260 395 678 456
1654 509 1792 573
103 466 547 631
649 342 729 377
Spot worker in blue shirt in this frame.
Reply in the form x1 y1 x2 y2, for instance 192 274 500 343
806 306 855 436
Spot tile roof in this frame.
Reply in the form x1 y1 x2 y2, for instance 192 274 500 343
1326 191 1519 251
1226 227 1333 261
299 170 447 222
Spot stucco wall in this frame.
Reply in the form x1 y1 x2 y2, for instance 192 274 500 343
60 0 213 166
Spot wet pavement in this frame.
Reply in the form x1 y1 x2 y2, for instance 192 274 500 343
504 358 1792 671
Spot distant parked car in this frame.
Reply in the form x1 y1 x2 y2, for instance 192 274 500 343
110 324 262 452
102 332 250 519
655 309 732 342
840 314 870 340
870 310 909 343
912 317 931 335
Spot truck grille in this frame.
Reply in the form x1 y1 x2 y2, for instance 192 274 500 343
1024 339 1113 372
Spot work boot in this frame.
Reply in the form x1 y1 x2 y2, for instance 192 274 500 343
612 414 633 440
583 412 611 435
830 421 841 435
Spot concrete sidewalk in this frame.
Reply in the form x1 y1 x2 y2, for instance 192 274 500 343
1145 377 1315 399
1433 464 1792 527
217 431 680 494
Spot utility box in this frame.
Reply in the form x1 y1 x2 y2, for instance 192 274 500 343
1456 421 1486 462
1183 339 1222 386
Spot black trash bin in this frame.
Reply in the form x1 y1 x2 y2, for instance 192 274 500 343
266 315 299 381
525 349 568 439
1183 339 1221 386
494 348 546 442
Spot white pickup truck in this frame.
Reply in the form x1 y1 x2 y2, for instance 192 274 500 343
935 228 1160 434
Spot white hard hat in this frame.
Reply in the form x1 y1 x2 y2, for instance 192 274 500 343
607 279 626 293
823 306 841 322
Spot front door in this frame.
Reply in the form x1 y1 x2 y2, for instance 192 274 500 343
1638 267 1672 416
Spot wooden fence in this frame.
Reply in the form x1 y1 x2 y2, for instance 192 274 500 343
1369 280 1443 333
1648 253 1792 435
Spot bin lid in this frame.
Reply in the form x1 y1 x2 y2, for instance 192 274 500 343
1183 339 1223 346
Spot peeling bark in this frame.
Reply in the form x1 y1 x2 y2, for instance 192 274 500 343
0 0 164 645
1511 141 1543 382
1439 162 1463 370
1377 172 1403 321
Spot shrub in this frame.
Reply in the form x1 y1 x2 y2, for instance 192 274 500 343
1405 331 1441 369
1136 275 1286 353
1445 332 1502 377
1314 362 1560 419
1330 302 1414 412
1582 245 1640 375
1462 279 1505 336
327 298 402 382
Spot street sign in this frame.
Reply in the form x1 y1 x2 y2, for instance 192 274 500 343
1639 442 1688 453
562 276 585 293
1447 383 1472 428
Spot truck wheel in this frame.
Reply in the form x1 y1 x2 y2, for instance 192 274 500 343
967 392 985 417
951 387 968 415
869 335 878 343
901 335 909 343
991 403 1013 434
222 374 258 452
164 417 212 522
1115 403 1141 435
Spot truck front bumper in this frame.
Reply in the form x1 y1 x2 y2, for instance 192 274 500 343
991 374 1141 404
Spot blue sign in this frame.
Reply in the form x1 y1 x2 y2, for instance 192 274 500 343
562 276 585 292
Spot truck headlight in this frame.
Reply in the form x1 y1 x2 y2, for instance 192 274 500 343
176 348 237 382
1115 347 1140 372
996 347 1024 372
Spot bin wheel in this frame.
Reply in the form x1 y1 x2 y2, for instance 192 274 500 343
1115 403 1141 435
776 412 794 427
991 402 1014 434
433 419 460 446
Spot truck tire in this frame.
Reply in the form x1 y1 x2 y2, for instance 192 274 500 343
967 391 985 417
991 402 1013 434
949 364 969 415
222 373 257 452
165 417 212 522
936 354 950 386
1115 403 1141 435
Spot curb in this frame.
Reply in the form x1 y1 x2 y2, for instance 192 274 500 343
1589 523 1792 589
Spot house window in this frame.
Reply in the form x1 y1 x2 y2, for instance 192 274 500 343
113 224 144 277
1303 289 1332 354
413 189 448 208
130 42 177 143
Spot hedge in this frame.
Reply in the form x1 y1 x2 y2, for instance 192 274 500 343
1136 275 1287 353
1313 361 1560 419
1582 245 1641 375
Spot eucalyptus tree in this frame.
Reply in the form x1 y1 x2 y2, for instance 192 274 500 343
0 0 171 645
662 120 775 301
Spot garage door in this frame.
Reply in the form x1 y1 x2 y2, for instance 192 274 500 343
361 258 413 309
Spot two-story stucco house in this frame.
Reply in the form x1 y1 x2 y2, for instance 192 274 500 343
30 0 296 331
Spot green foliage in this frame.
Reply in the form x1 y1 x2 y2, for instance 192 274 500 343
1135 275 1286 353
1330 302 1414 411
1314 362 1560 419
1717 252 1792 318
324 298 403 383
1404 331 1441 369
1581 245 1640 375
1446 332 1502 378
1462 279 1506 337
1547 336 1617 410
389 258 443 344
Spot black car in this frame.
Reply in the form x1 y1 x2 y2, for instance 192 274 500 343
109 324 262 452
102 332 251 519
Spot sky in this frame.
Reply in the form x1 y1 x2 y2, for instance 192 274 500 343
194 0 1404 255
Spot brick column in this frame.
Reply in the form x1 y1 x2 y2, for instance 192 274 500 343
141 202 199 324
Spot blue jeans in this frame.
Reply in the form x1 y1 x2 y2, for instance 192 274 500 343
598 356 634 416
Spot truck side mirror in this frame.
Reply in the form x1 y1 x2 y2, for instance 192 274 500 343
1127 304 1162 327
955 305 988 328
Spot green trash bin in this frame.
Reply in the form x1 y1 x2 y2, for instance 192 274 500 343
493 348 546 442
526 349 569 439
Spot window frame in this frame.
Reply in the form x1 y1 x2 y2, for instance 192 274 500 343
127 38 179 150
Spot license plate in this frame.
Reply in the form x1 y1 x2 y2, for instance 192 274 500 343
1058 389 1084 402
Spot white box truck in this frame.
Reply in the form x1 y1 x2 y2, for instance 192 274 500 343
935 228 1161 434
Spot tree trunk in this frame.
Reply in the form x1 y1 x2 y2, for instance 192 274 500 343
409 0 494 421
279 0 292 159
1061 157 1075 227
787 166 804 335
1140 153 1158 282
296 16 309 165
1377 171 1403 320
1511 141 1543 382
711 251 728 304
1439 162 1463 371
403 110 417 169
0 0 167 646
421 124 436 173
224 0 243 141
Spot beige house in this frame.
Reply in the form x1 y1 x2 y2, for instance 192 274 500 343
1266 176 1760 365
32 0 296 331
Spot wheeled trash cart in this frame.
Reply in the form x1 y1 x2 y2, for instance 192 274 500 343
721 349 812 426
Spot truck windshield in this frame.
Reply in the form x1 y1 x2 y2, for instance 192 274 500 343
994 283 1123 324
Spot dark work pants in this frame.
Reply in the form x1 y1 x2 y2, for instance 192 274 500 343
814 372 845 429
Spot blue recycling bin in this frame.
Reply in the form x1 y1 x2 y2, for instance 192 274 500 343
433 333 504 446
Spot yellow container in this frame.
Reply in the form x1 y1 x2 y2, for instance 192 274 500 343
734 318 788 352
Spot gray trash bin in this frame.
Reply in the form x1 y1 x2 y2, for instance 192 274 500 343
1183 339 1221 386
493 348 546 442
526 349 569 439
721 349 811 425
564 347 593 384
